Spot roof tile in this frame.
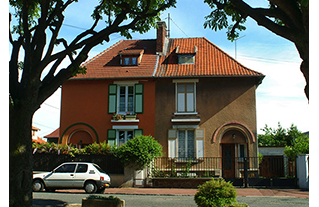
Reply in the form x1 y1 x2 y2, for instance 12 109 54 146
73 37 263 80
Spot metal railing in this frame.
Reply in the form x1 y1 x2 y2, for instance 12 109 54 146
150 157 296 179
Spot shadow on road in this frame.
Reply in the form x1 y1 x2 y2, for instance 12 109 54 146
33 198 67 207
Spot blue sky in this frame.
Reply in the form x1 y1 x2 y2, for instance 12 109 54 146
27 0 309 137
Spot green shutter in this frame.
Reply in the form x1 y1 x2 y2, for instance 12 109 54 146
107 129 116 146
134 129 143 137
135 83 143 114
108 84 117 114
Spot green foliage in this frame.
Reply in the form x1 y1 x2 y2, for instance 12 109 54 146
114 135 162 169
258 123 309 159
258 123 301 147
180 160 193 178
203 0 246 41
86 195 121 201
194 179 238 207
284 135 309 159
32 141 111 157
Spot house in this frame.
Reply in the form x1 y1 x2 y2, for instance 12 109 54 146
59 21 264 178
44 128 60 143
32 126 46 144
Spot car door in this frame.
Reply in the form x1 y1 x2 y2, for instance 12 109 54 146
73 164 89 188
44 163 76 188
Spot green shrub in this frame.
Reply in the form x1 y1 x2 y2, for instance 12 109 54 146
86 195 121 201
194 179 237 207
114 135 162 169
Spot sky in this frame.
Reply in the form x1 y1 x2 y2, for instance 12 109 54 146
21 0 310 138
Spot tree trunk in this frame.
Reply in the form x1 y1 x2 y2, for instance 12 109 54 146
9 104 34 207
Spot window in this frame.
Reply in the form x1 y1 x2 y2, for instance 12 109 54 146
55 164 76 173
124 57 130 65
122 57 138 66
178 130 195 159
178 55 195 64
176 83 195 113
118 130 133 146
119 85 134 114
76 164 88 173
131 57 137 65
107 128 143 147
108 83 143 115
238 144 247 161
168 129 204 159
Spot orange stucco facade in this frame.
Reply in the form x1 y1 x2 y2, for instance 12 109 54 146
59 78 156 146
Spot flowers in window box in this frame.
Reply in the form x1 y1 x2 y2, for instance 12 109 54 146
112 113 123 120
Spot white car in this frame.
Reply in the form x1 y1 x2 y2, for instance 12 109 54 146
33 162 111 193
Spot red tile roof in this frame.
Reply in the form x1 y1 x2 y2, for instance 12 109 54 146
155 37 263 77
44 128 60 138
73 40 157 79
73 37 263 80
33 136 46 144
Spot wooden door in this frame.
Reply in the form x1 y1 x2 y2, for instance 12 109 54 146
222 144 235 178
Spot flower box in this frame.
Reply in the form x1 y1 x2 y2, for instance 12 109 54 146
112 114 124 120
125 115 137 120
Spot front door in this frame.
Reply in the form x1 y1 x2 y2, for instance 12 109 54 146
222 144 235 178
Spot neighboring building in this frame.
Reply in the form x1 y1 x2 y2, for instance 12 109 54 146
32 126 46 144
59 21 264 178
44 128 60 143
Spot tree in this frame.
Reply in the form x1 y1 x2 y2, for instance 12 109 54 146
114 135 163 170
203 0 309 100
9 0 175 206
258 122 308 148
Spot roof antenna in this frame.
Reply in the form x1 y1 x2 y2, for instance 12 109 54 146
167 13 171 39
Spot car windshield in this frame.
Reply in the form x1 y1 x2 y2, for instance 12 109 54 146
93 164 106 173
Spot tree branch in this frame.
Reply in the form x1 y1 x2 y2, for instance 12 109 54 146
229 0 296 43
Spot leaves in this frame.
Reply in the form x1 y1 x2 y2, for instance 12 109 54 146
194 179 239 207
114 135 162 169
258 123 309 159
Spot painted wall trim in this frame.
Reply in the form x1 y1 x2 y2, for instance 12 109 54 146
60 122 99 144
212 121 255 143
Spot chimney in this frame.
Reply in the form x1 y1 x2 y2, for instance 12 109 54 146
156 21 167 54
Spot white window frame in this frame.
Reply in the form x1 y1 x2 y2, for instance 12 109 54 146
116 83 135 115
173 79 198 115
177 130 195 159
178 55 195 65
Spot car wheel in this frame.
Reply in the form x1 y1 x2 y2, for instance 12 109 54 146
84 181 97 193
33 180 44 192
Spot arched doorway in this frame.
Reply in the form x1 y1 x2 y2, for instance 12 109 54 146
68 130 93 149
221 130 247 178
212 121 256 178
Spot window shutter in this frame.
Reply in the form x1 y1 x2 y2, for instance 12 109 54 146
169 140 176 158
134 83 143 114
134 129 143 137
196 140 204 158
168 129 177 158
107 129 116 146
108 84 117 114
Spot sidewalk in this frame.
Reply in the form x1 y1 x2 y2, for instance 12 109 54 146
58 187 309 198
104 187 309 198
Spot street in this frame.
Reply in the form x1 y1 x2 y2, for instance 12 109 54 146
33 192 309 207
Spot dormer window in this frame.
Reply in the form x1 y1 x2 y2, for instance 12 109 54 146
176 45 197 65
178 55 195 64
119 49 144 66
